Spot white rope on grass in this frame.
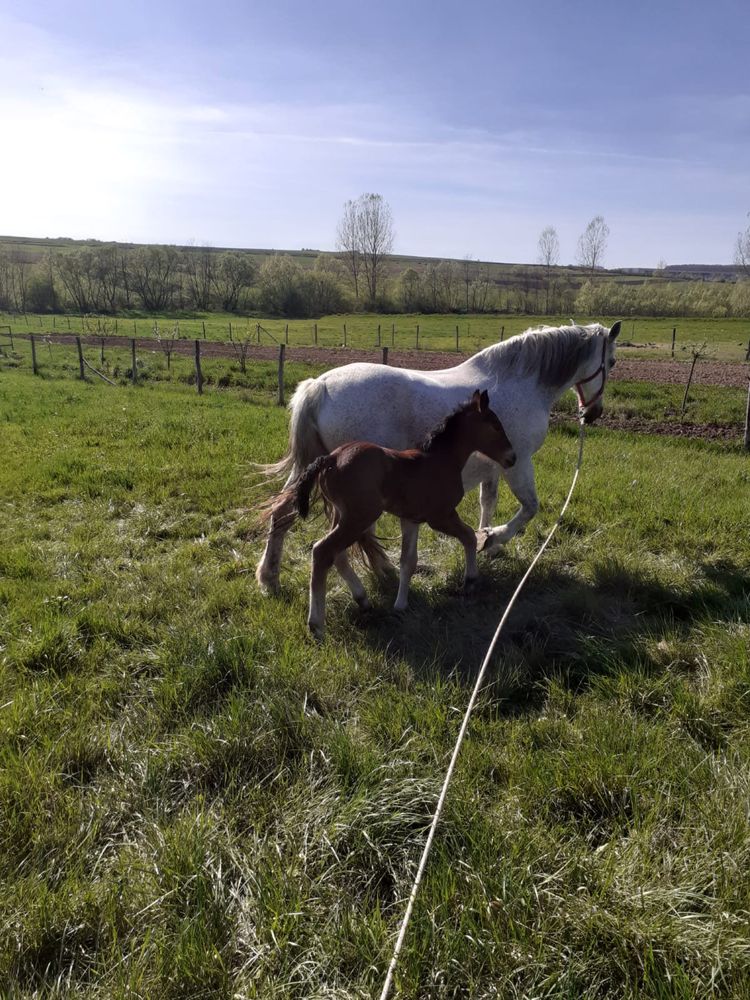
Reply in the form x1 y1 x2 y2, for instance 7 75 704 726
378 416 587 1000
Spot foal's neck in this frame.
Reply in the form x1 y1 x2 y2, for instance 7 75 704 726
425 430 479 471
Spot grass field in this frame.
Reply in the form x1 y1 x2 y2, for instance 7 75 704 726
3 311 750 362
1 370 749 998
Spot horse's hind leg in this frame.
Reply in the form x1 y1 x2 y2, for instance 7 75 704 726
394 519 419 611
333 551 371 610
256 475 297 593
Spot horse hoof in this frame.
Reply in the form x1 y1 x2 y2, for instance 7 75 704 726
463 576 478 595
392 600 408 613
477 531 505 557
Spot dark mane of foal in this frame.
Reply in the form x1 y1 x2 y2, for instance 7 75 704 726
419 398 477 454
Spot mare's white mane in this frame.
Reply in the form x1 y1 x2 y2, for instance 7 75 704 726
479 323 605 387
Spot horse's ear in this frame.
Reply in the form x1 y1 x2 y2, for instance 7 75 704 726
608 321 622 340
479 389 490 410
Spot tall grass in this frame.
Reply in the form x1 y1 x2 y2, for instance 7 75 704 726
1 370 748 997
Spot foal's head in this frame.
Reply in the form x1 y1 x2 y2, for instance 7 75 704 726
423 390 516 468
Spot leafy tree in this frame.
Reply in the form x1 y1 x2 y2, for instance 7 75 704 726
215 252 256 312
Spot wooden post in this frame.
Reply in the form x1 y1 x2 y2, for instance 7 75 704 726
671 327 676 357
285 323 289 345
391 322 395 346
416 324 420 349
501 325 505 341
314 322 318 345
455 324 459 352
377 323 381 346
194 339 203 395
131 339 137 384
66 316 71 330
229 321 233 342
382 346 389 365
52 315 56 329
745 338 750 362
76 336 85 379
100 337 105 365
744 379 750 451
133 319 137 336
343 322 347 346
278 344 286 406
30 334 38 375
202 320 206 340
115 317 118 334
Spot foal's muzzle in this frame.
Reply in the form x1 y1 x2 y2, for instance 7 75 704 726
582 401 603 425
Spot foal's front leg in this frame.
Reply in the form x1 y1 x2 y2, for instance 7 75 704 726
428 509 479 590
308 523 364 639
394 519 419 611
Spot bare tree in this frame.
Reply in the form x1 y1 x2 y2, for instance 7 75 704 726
336 193 394 304
336 200 363 300
461 255 476 313
537 226 560 312
734 213 750 277
215 252 256 312
183 243 216 310
576 215 610 277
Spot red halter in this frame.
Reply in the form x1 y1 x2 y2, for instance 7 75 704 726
575 338 608 411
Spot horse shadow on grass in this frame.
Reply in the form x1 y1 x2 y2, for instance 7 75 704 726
342 550 750 718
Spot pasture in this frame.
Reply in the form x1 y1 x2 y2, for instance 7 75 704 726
1 368 749 998
2 310 750 362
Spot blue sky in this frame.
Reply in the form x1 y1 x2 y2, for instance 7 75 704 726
1 0 747 266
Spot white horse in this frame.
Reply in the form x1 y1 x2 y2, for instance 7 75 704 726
256 321 621 592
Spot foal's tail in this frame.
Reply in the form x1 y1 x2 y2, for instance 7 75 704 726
295 456 330 519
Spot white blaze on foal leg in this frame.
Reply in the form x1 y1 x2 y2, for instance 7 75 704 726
394 520 419 611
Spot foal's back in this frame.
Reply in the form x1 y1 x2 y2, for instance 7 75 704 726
320 440 464 525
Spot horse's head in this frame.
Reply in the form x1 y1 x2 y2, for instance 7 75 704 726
468 389 516 468
576 321 621 423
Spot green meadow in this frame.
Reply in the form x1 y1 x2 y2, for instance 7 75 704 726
1 369 749 998
3 311 750 361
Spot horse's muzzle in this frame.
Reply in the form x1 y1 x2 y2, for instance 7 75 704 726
583 402 603 425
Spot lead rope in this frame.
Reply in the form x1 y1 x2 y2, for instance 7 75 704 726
378 416 587 1000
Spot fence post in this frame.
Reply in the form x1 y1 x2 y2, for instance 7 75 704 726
314 322 318 345
229 321 233 342
278 344 286 406
455 324 459 352
131 339 137 384
133 319 137 336
744 379 750 451
202 320 206 340
382 346 389 365
285 323 289 345
52 315 56 329
671 327 676 357
391 323 395 346
377 323 381 346
416 324 420 349
76 336 85 379
66 316 71 330
30 334 38 375
115 317 118 334
745 338 750 362
500 325 505 341
343 322 347 347
194 339 203 395
101 338 105 365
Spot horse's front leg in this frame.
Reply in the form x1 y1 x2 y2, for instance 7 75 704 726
394 520 419 611
478 472 500 529
462 454 499 530
477 456 539 555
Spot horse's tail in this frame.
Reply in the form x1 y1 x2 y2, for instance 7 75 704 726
255 376 329 480
294 455 330 519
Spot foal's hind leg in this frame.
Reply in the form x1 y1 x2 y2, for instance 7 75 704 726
428 510 479 590
309 522 369 639
333 551 371 610
256 475 297 593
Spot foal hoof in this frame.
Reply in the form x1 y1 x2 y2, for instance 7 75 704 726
255 566 281 595
307 621 325 642
476 530 505 557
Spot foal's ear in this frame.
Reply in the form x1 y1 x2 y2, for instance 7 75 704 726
608 320 622 340
479 389 490 411
471 389 482 409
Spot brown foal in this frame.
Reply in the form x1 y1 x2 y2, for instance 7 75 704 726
287 389 516 639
